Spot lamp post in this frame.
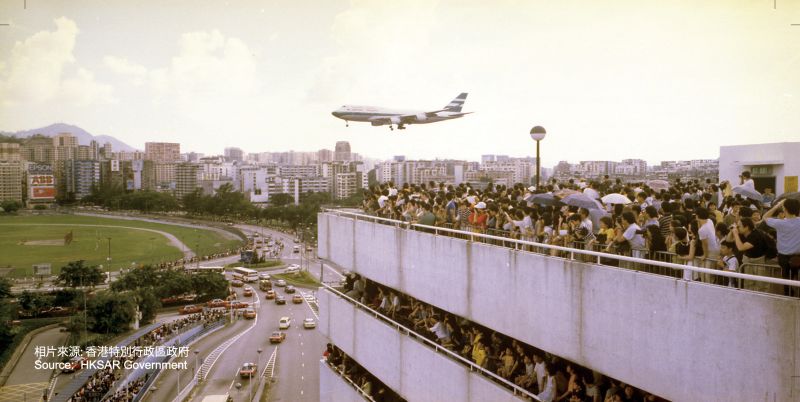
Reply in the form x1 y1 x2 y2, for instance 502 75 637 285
254 348 262 402
194 350 200 380
530 126 547 190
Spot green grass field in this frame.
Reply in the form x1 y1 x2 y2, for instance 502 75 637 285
0 215 243 277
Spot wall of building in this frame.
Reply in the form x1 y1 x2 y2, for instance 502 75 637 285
318 290 524 402
319 360 369 402
719 142 800 195
318 212 800 402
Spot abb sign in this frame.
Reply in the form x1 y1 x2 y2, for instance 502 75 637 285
30 175 54 186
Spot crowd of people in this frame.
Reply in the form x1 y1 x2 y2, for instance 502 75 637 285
65 366 117 402
340 274 661 402
65 311 223 402
103 374 147 402
359 175 800 296
324 344 406 402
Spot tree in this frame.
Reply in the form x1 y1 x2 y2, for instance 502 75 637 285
18 291 52 315
134 288 160 325
0 200 22 213
270 193 294 207
86 291 136 334
0 277 11 299
57 261 104 288
190 273 229 302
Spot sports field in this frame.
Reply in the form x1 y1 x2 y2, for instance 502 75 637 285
0 215 243 277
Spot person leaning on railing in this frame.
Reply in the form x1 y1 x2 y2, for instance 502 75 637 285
763 199 800 297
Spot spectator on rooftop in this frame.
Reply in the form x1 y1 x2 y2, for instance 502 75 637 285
764 199 800 297
537 363 557 402
696 207 720 282
739 171 755 189
762 187 776 206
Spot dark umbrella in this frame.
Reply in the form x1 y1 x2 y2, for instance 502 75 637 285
528 193 560 206
732 186 763 203
561 193 602 210
774 191 800 204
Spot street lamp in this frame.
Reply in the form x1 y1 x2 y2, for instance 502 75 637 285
530 126 547 190
254 348 263 402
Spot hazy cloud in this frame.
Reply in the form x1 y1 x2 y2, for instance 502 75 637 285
0 17 113 107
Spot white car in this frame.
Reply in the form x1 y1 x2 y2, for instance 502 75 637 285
303 318 316 329
293 246 300 253
284 264 300 274
275 279 287 287
259 272 271 280
279 316 291 329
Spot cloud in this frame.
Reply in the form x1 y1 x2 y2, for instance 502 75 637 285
0 17 114 107
104 56 147 86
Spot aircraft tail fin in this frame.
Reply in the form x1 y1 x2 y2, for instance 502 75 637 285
444 92 468 112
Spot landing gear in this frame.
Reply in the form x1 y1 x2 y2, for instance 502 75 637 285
397 124 406 130
389 125 394 131
345 121 349 127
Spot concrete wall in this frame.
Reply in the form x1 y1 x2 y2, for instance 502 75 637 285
319 290 524 402
319 359 370 402
318 213 800 402
719 142 800 195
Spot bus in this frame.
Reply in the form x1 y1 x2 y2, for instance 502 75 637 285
185 266 225 275
231 267 259 283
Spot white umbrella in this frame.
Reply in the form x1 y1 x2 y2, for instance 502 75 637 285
601 193 632 205
733 186 763 202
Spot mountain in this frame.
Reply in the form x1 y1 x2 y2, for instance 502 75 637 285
3 123 138 152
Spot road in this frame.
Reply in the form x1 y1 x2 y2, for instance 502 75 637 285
0 326 68 402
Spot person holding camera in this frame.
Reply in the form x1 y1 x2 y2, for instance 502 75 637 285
764 199 800 297
732 217 770 291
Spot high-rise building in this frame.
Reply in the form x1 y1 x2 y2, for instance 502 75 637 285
21 135 55 164
145 142 181 163
25 163 56 206
317 149 333 162
154 163 177 190
224 147 245 162
0 161 23 203
334 141 352 162
0 143 21 162
175 163 200 199
65 160 100 200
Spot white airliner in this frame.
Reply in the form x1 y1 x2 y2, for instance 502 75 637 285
331 93 472 131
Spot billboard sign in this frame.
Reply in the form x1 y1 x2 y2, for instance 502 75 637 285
29 169 56 200
33 264 51 276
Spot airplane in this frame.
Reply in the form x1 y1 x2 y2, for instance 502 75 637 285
331 93 472 131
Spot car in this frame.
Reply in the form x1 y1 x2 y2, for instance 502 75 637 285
231 280 244 287
206 299 227 308
284 265 300 274
293 246 300 253
39 306 72 317
292 295 303 304
303 318 316 329
238 362 257 378
231 301 249 309
253 233 260 238
259 272 271 280
259 280 272 291
285 285 296 294
274 279 287 287
294 238 300 243
265 290 276 299
306 246 313 252
269 331 286 343
243 287 253 297
61 356 87 373
278 316 291 329
243 309 256 319
275 295 286 305
179 305 203 315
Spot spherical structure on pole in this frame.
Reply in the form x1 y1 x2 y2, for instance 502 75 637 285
529 126 547 189
530 126 547 141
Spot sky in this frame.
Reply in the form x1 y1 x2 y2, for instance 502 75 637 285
0 0 799 166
